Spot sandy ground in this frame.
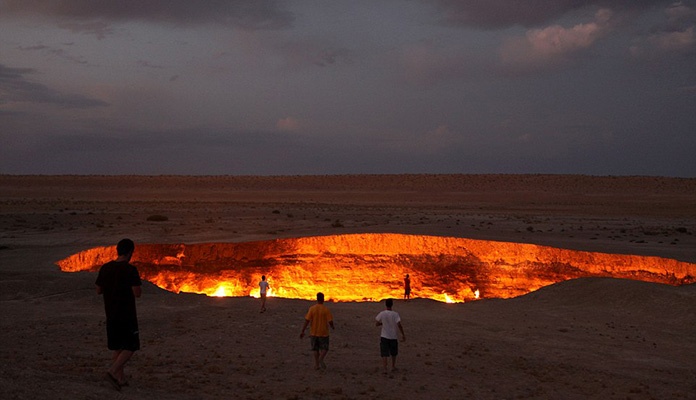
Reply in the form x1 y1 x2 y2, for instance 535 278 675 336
0 174 695 399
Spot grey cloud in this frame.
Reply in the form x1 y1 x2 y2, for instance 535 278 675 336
16 45 50 51
0 64 107 108
665 2 696 28
17 44 88 64
313 48 353 67
2 114 694 175
39 127 298 154
56 21 114 39
2 127 323 175
137 59 165 69
276 40 354 69
426 0 678 29
0 0 294 30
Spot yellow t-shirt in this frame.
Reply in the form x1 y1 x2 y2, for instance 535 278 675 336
305 303 333 337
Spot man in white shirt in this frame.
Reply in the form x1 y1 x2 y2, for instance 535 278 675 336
375 298 406 373
259 275 270 313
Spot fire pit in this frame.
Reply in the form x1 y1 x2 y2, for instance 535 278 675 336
57 233 695 302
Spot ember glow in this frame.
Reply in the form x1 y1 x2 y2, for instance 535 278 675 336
57 234 696 302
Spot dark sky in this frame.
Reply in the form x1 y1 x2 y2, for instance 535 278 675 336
1 0 695 176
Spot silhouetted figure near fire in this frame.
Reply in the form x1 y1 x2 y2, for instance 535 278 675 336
376 298 405 373
259 275 270 313
96 238 142 391
300 292 334 370
404 274 411 300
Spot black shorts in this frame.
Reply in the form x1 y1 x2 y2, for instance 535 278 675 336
310 336 330 351
106 319 140 352
380 337 398 357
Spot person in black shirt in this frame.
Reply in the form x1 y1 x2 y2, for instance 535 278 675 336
96 238 142 390
404 274 411 300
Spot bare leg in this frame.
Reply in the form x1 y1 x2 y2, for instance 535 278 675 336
318 349 328 369
109 350 134 384
313 351 320 369
382 357 388 373
391 356 397 371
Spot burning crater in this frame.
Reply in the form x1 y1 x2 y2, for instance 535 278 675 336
57 234 695 302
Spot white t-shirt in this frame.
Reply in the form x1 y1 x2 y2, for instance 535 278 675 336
259 280 269 295
375 309 401 340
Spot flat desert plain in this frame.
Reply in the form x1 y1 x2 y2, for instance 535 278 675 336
1 174 695 400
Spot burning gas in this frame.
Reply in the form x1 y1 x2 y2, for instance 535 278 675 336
57 233 695 302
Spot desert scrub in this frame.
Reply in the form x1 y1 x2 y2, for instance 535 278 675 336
146 214 169 222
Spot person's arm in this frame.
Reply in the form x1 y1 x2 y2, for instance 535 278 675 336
96 285 103 295
132 285 142 298
329 320 335 330
300 319 310 338
398 321 406 341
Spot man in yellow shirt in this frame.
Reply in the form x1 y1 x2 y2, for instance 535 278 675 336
300 292 334 370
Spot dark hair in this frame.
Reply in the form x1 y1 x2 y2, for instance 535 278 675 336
262 275 266 280
317 292 324 302
386 298 394 308
116 238 135 256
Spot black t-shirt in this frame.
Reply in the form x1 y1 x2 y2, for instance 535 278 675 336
96 261 142 322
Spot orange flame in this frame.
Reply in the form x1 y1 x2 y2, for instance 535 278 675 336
56 234 696 302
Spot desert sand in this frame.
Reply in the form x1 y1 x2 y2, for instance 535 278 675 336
0 174 695 400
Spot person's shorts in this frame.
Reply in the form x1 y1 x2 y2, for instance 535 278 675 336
380 337 398 357
310 336 330 351
106 319 140 352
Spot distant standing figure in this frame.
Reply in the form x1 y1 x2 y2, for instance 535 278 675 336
95 238 142 391
404 274 411 300
259 275 270 313
375 298 406 373
300 292 335 370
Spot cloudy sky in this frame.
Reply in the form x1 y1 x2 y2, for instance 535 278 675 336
1 0 695 176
